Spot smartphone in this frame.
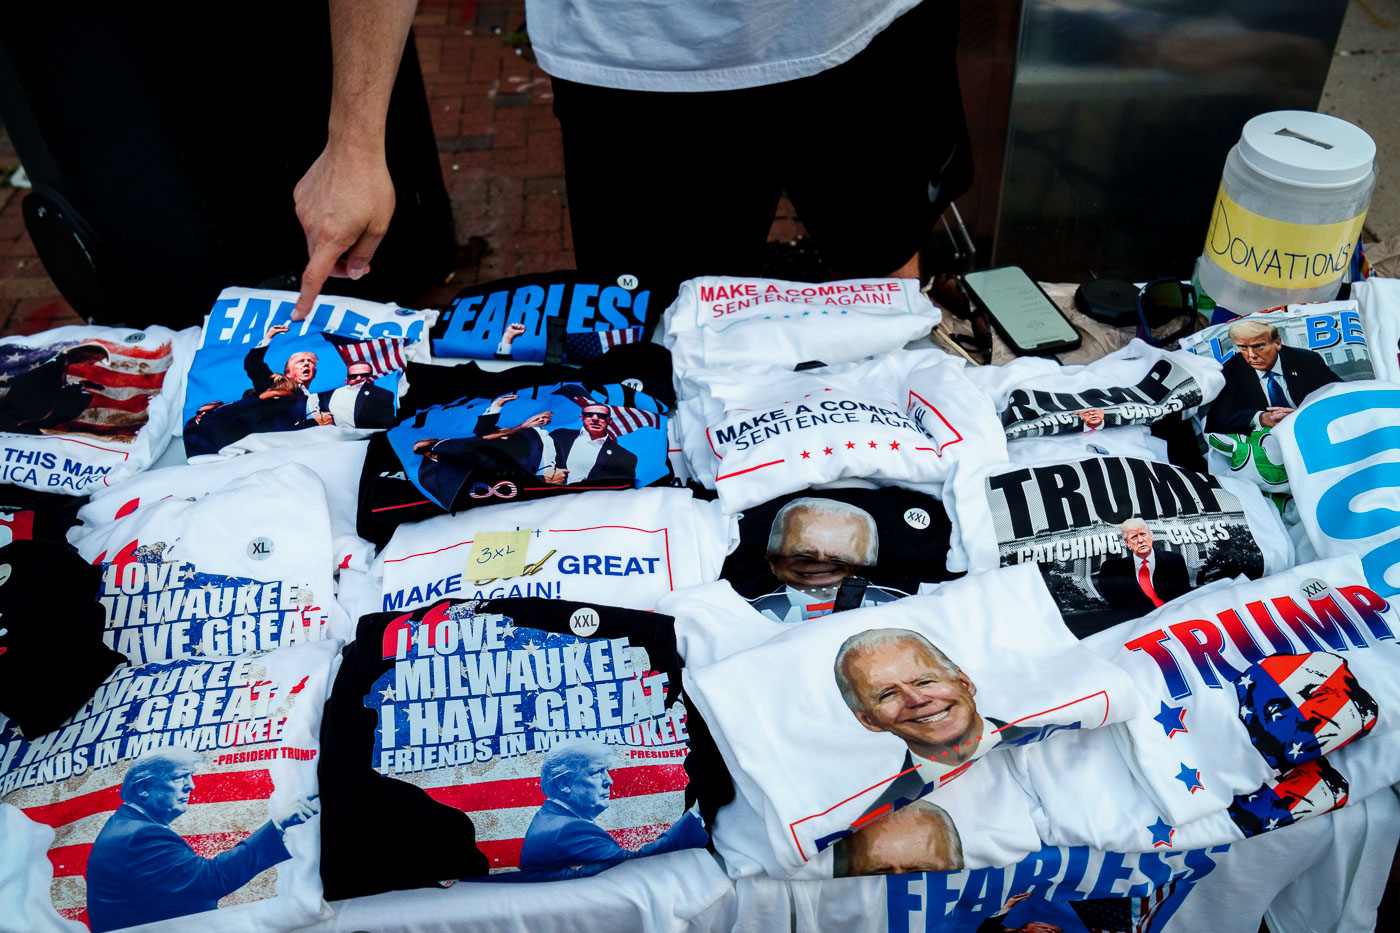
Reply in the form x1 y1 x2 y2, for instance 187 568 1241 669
963 266 1081 356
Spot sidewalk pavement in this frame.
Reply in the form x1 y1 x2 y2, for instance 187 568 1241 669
0 0 807 336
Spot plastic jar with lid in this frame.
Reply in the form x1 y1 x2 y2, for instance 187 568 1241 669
1196 110 1377 315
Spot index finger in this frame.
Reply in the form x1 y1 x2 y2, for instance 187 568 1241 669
293 242 342 321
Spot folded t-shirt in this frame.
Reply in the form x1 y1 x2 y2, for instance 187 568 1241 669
663 276 939 398
371 487 737 616
720 486 959 623
0 324 198 494
1274 380 1400 601
0 540 125 738
68 466 353 664
430 271 658 362
75 441 373 573
0 639 337 933
1179 300 1374 494
947 452 1296 637
676 349 1006 511
319 596 728 893
0 485 87 545
183 288 432 460
383 378 672 513
675 566 1140 878
967 339 1224 441
358 349 677 546
1082 555 1399 826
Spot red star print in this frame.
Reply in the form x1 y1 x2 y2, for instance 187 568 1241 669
845 441 856 449
890 441 900 450
868 440 878 449
800 450 811 459
823 447 833 455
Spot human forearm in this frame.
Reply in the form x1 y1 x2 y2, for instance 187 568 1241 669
326 0 418 151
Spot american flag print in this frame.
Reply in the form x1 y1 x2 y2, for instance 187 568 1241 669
1071 878 1180 932
0 337 176 442
562 327 644 363
0 656 316 930
322 333 409 379
367 605 691 873
551 383 665 440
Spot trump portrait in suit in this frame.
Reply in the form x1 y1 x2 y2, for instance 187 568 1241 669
1096 518 1189 614
1205 319 1341 436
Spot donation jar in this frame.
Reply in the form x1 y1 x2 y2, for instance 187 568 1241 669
1196 110 1377 315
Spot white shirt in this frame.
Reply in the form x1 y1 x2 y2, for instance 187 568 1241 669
565 429 606 481
525 0 922 92
1137 550 1156 580
1250 358 1295 431
907 726 1003 790
326 384 360 427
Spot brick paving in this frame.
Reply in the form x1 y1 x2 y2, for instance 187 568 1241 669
0 0 807 335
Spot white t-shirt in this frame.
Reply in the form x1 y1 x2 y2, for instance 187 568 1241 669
764 774 1396 933
67 466 353 664
0 324 198 495
1274 380 1400 599
673 566 1139 877
676 349 1006 511
967 339 1224 441
74 441 374 573
945 450 1296 635
524 0 921 92
1081 556 1399 827
301 850 735 933
0 639 339 933
372 488 737 615
1352 277 1400 384
184 288 433 460
663 277 939 398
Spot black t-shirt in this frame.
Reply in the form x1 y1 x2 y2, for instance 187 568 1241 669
0 484 87 544
721 486 960 624
319 596 731 896
356 346 678 546
429 271 660 362
0 540 126 736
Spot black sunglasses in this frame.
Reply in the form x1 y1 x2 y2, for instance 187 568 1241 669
1135 278 1198 348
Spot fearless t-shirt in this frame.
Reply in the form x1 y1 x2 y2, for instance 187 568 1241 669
183 288 432 460
430 271 657 362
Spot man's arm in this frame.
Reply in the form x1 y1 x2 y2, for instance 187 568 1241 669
292 0 419 321
121 821 291 904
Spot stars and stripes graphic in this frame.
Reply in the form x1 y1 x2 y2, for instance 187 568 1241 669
561 327 644 363
1071 877 1180 932
321 333 409 379
368 612 690 873
13 765 281 928
550 383 665 440
1 659 313 929
0 337 176 442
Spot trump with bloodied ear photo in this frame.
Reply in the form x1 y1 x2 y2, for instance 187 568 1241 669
385 381 670 512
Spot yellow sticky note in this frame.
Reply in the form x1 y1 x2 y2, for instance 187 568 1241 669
468 530 532 579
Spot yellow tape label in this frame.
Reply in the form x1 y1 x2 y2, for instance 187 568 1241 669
468 530 532 579
1202 186 1367 289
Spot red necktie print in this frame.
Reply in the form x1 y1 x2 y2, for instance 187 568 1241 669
1138 558 1164 608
